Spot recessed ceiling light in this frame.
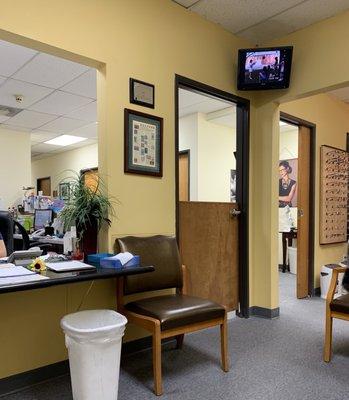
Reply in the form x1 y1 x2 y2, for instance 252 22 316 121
45 134 87 146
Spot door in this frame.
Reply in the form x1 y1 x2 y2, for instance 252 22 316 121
297 126 311 298
176 76 249 315
37 177 51 196
179 202 239 310
179 151 189 201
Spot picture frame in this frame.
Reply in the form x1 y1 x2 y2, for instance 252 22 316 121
129 78 155 109
124 108 163 177
59 182 71 201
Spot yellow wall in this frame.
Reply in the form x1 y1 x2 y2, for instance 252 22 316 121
0 0 251 378
0 0 348 379
281 93 349 286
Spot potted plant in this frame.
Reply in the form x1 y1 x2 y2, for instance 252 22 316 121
59 171 115 257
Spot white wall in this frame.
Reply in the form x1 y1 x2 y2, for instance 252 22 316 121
31 143 98 195
179 112 236 202
179 114 198 200
0 128 31 209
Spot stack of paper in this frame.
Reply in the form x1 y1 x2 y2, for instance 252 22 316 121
0 264 49 286
107 252 134 266
46 261 95 272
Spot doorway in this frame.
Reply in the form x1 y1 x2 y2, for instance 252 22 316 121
175 75 250 317
37 177 51 196
278 112 315 300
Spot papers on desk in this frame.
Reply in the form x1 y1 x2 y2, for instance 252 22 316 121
0 265 49 286
46 260 95 272
107 252 134 266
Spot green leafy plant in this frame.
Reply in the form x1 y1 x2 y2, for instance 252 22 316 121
59 170 115 237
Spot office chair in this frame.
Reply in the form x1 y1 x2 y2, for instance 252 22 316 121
0 211 14 255
13 220 52 253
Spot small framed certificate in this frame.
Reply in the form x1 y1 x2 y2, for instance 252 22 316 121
124 109 163 177
130 78 155 109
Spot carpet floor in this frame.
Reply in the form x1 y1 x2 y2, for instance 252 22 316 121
2 272 349 399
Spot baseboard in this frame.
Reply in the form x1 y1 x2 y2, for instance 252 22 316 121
249 306 280 319
0 360 69 397
0 335 175 397
312 287 321 296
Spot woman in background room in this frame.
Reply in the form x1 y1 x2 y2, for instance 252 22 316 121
279 160 297 207
0 232 7 258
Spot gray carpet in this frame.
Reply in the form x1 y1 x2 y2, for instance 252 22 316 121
2 272 349 399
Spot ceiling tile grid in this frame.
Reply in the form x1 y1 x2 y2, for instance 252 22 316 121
0 39 97 159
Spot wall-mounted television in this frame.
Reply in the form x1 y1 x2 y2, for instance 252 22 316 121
237 46 293 91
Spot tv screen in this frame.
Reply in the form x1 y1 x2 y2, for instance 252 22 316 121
237 46 293 91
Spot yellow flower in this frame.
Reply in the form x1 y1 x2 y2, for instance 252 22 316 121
29 258 47 272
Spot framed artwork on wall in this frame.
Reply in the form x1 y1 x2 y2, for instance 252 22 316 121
59 182 71 201
129 78 155 109
124 109 163 177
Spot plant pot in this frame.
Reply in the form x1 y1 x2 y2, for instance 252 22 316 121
78 219 98 259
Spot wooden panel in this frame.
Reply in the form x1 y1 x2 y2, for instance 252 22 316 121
297 126 310 299
37 177 51 196
179 152 189 201
179 201 239 310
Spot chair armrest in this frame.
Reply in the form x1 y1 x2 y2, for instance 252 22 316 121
181 264 188 295
326 265 347 305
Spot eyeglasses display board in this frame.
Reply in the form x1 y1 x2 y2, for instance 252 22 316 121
320 145 349 244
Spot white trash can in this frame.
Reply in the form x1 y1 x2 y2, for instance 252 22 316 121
320 264 346 300
288 246 297 275
61 310 127 400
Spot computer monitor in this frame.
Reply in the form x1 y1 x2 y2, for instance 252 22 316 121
34 209 53 230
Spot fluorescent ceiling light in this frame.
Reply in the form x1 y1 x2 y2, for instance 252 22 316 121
45 135 87 146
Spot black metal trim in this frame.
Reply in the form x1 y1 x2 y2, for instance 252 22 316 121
174 74 250 318
280 111 316 296
249 306 280 319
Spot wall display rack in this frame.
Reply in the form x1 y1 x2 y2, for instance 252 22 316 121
320 145 349 244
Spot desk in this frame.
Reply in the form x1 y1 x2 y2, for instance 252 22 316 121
13 233 64 252
280 229 297 273
0 264 154 294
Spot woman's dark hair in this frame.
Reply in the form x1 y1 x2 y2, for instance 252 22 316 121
279 160 292 174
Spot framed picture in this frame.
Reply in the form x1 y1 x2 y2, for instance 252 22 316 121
124 108 163 177
129 78 155 109
59 182 71 201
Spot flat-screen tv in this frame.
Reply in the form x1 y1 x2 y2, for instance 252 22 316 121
237 46 293 91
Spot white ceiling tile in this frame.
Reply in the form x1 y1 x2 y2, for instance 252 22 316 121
60 69 97 99
31 142 61 153
3 110 56 129
239 0 349 43
0 40 37 77
69 122 98 138
0 76 6 85
31 130 60 143
66 101 97 122
39 117 89 134
0 79 54 108
0 115 10 123
190 0 302 35
13 52 89 89
28 91 93 116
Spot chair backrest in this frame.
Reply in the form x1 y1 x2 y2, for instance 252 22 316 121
13 220 30 250
116 235 183 295
0 211 14 254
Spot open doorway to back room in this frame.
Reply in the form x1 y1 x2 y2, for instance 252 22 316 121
175 76 249 317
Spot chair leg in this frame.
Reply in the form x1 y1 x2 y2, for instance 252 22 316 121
324 312 333 362
153 326 163 396
176 334 184 349
220 316 229 372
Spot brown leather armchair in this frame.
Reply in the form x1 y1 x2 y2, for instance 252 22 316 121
324 264 349 362
116 235 228 396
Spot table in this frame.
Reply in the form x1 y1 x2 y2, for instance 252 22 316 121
0 264 154 294
280 229 297 273
13 233 64 253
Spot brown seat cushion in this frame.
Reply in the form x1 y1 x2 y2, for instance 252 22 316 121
330 294 349 314
125 294 225 331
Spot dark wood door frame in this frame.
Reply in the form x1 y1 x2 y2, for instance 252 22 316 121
175 75 250 318
280 111 316 296
36 177 51 196
179 150 190 201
